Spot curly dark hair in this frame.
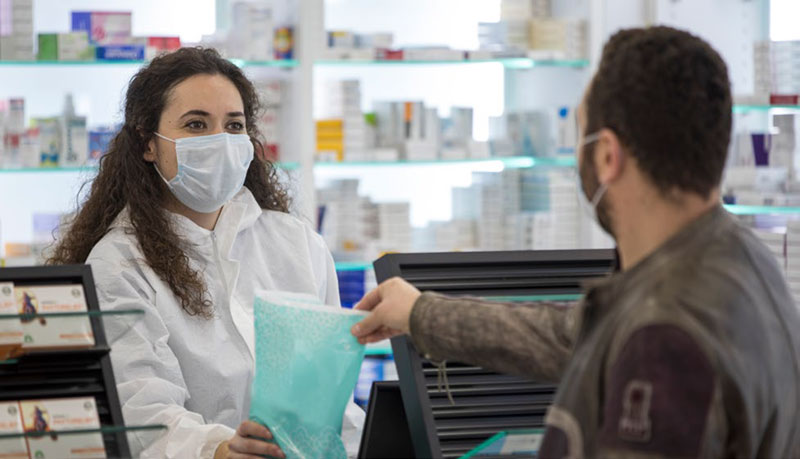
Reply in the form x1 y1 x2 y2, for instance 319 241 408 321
48 47 290 317
585 26 732 199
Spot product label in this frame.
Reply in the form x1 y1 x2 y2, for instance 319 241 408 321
0 282 22 347
15 285 95 349
0 402 27 459
20 398 106 458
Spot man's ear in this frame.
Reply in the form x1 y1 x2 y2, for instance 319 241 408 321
595 128 625 185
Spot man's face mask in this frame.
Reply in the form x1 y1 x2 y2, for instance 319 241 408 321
577 131 614 236
250 291 367 459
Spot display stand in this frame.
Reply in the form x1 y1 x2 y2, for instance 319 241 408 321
372 249 615 459
0 265 165 458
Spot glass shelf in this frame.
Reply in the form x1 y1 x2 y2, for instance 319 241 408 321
335 261 373 271
0 166 97 174
0 59 144 66
0 162 300 174
733 104 800 113
723 204 800 215
0 309 145 365
231 59 299 68
315 156 576 169
315 58 589 68
0 59 299 68
0 423 167 440
0 309 144 321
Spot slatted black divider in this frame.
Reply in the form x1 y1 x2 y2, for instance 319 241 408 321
0 265 133 458
373 250 615 458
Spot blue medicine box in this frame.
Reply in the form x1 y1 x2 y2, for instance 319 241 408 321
96 44 144 61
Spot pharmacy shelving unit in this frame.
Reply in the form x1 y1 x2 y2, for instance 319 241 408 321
0 264 165 458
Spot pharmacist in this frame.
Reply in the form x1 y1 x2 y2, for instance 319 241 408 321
352 26 800 457
48 48 364 459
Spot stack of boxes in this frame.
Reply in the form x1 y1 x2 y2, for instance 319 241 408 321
769 41 800 104
316 80 376 162
317 179 378 257
228 1 274 61
254 78 285 161
0 0 33 61
489 110 553 157
528 19 588 60
34 10 181 62
748 40 800 106
479 0 587 60
469 170 522 250
324 30 394 61
317 82 492 163
375 203 412 253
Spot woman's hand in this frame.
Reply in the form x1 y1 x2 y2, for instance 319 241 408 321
215 420 285 459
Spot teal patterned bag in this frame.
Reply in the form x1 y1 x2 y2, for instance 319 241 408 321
250 291 367 459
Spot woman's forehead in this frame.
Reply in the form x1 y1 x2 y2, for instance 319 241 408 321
165 74 244 114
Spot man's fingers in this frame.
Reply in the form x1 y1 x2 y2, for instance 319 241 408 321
358 325 403 345
354 286 381 311
237 420 272 440
351 306 385 338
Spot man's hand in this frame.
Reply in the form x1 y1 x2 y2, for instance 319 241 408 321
351 277 421 344
215 420 285 459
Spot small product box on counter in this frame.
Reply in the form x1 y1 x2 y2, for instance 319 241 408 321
0 401 27 459
95 44 144 61
0 282 23 360
71 11 132 45
15 284 95 350
20 397 106 459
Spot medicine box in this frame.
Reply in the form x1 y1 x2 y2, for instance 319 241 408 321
96 44 144 61
15 284 95 350
0 401 26 459
0 282 23 360
71 11 131 45
20 397 106 458
37 32 93 61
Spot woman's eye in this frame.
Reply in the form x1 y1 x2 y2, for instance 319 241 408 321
186 120 206 130
228 121 245 131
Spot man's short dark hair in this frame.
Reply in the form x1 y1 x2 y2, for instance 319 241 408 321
586 26 732 199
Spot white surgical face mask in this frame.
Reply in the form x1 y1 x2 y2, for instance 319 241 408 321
153 132 254 213
576 132 609 226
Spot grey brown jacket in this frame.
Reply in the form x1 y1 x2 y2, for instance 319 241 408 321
409 206 800 458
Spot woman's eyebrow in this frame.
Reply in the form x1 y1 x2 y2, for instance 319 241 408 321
180 109 210 118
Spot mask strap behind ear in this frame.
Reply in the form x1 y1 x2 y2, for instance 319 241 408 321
154 132 176 143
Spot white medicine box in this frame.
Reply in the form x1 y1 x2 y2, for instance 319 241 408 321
15 284 95 349
20 397 106 458
0 282 24 359
0 401 27 459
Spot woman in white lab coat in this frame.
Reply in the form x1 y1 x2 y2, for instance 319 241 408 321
48 47 364 459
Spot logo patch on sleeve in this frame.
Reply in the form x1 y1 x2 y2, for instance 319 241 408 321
618 379 652 442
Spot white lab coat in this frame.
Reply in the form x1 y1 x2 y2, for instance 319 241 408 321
86 187 365 458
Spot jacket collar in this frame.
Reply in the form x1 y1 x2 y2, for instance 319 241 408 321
111 187 263 255
586 205 733 307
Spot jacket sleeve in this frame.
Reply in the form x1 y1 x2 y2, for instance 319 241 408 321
409 292 580 383
88 247 234 459
306 227 365 459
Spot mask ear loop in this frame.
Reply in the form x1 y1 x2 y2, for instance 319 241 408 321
151 132 177 184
